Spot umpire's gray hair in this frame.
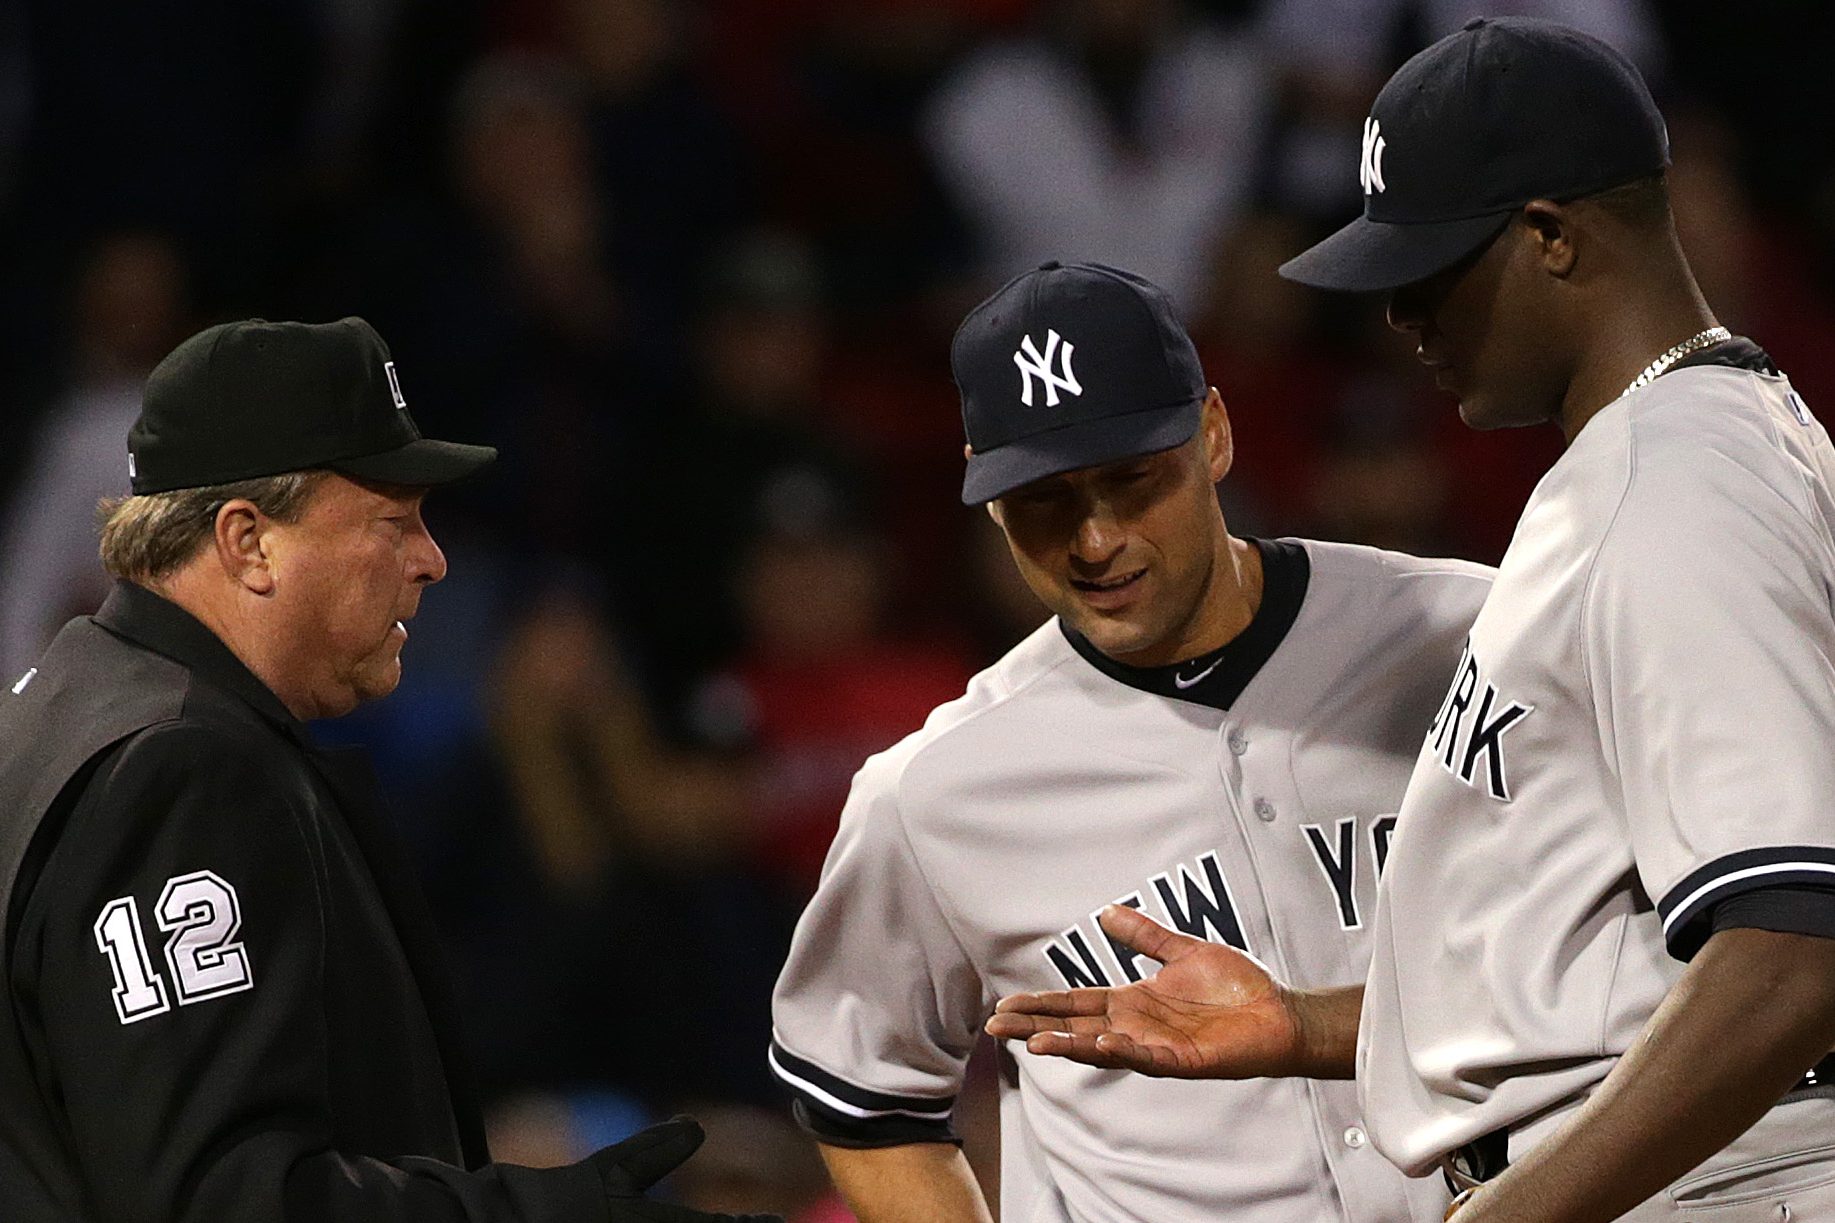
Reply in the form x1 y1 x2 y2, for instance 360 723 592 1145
97 470 329 583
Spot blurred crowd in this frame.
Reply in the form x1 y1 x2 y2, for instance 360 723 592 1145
2 0 1832 1216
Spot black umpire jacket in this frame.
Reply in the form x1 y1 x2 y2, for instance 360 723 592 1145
0 582 616 1221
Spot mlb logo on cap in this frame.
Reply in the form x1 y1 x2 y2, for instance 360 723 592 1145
952 262 1207 505
384 360 407 411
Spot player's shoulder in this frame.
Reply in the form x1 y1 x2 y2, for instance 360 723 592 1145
1605 364 1834 531
1625 363 1799 447
1579 363 1803 472
1293 535 1495 587
849 619 1081 802
1290 537 1495 623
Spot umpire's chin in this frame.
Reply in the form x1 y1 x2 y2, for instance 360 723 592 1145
351 620 411 703
313 618 412 719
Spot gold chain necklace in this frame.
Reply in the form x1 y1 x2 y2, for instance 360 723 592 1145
1616 326 1732 401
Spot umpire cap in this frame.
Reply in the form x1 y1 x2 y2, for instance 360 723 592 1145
953 262 1207 505
128 317 496 495
1279 17 1669 293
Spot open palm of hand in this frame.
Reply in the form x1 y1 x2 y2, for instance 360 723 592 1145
983 904 1303 1079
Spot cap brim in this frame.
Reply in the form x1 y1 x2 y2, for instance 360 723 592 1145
961 398 1200 505
1278 211 1513 293
331 438 497 487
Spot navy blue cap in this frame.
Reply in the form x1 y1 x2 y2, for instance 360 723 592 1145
953 262 1206 505
1280 17 1670 292
129 317 495 495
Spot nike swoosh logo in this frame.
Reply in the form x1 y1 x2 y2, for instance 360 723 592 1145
1173 659 1222 690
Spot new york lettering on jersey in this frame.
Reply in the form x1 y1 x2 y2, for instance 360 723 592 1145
1044 823 1399 989
1425 640 1533 802
774 539 1492 1222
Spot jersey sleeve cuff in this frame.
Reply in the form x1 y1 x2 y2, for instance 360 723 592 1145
768 1039 958 1147
1710 886 1835 942
1658 846 1835 960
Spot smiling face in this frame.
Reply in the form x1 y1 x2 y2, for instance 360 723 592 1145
989 391 1234 666
260 475 448 718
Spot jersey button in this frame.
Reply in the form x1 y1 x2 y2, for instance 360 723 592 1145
1343 1126 1367 1149
1254 798 1276 822
1227 730 1248 756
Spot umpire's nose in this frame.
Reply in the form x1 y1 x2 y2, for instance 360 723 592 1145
408 514 448 586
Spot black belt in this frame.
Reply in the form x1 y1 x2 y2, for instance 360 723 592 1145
1441 1052 1835 1193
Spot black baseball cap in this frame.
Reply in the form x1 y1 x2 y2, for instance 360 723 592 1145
128 316 496 495
954 262 1206 505
1279 17 1669 293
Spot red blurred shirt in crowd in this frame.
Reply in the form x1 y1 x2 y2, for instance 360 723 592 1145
716 642 972 896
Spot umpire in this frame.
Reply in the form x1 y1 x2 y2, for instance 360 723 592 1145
0 318 771 1223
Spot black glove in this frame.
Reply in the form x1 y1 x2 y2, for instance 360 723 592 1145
591 1115 783 1223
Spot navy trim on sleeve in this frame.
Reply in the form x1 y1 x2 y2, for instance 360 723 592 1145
768 1039 958 1146
1711 886 1835 942
789 1100 960 1149
1659 847 1835 960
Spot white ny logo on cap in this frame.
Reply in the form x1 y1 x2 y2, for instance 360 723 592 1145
1013 329 1082 408
1360 116 1388 194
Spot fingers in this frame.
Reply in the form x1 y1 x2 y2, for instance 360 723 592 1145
984 989 1116 1041
1018 1030 1179 1077
1020 1030 1124 1067
985 1009 1113 1040
991 986 1113 1019
597 1115 706 1194
1097 903 1206 964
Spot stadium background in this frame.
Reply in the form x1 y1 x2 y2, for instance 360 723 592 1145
0 0 1830 1215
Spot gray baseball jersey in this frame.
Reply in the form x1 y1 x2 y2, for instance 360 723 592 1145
771 538 1491 1222
1360 351 1835 1177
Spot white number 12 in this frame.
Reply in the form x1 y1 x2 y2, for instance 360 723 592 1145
93 871 254 1025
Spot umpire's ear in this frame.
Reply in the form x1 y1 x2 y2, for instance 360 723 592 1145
212 499 277 595
1200 388 1234 484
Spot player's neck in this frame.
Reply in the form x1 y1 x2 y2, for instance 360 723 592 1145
1157 533 1264 666
1556 256 1718 443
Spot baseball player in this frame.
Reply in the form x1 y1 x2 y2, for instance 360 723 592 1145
987 19 1835 1222
769 261 1491 1221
